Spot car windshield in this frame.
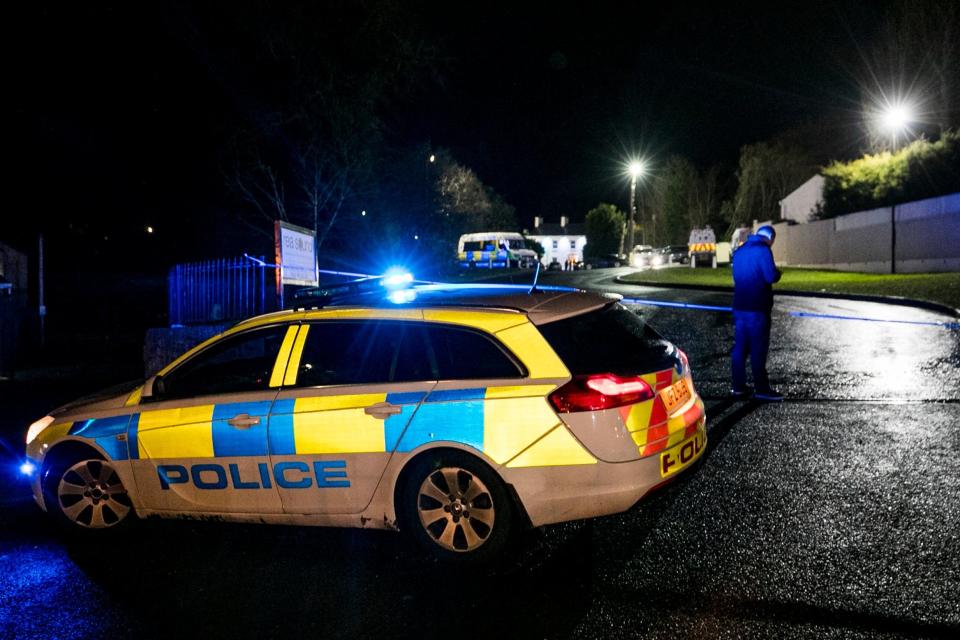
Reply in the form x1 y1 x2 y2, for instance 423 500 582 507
508 239 527 249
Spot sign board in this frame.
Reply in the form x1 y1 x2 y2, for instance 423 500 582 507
274 221 318 286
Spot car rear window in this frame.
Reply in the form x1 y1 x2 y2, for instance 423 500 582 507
291 321 523 387
295 321 433 386
424 325 524 380
537 303 676 375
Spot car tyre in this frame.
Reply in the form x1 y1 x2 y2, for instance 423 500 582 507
399 451 514 562
42 454 135 534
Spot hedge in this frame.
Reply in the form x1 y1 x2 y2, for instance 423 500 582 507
820 130 960 218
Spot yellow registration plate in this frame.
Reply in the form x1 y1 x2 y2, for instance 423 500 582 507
659 377 691 413
659 427 706 478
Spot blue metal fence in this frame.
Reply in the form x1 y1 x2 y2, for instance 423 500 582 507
168 256 277 325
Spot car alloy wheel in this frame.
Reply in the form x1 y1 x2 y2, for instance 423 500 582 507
56 459 132 529
416 466 495 552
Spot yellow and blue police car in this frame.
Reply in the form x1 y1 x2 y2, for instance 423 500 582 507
23 284 706 559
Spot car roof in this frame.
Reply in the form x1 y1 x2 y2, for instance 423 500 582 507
301 284 618 326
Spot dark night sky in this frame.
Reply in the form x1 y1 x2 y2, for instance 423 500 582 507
8 1 890 268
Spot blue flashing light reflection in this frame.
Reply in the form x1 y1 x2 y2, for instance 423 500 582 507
20 461 36 476
388 290 417 304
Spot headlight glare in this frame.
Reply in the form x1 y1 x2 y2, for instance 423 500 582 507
26 416 55 445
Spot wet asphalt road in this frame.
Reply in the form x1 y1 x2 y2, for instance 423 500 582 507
1 269 959 639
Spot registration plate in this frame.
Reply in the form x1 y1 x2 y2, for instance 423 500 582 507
659 426 706 478
659 377 691 413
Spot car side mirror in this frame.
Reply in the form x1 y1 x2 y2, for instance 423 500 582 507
142 374 166 402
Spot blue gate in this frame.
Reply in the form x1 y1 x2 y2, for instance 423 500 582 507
168 256 277 325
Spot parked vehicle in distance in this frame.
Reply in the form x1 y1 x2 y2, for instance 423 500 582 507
688 227 717 268
582 253 624 269
652 245 690 266
629 245 655 268
21 282 706 561
458 232 539 269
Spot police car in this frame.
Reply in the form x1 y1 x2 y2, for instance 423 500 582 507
23 284 706 559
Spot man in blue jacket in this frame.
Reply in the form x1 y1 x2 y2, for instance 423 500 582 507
731 225 783 401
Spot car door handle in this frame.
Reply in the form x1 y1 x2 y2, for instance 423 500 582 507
364 402 402 419
227 413 260 429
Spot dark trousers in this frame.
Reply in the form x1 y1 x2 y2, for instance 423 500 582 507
731 310 772 392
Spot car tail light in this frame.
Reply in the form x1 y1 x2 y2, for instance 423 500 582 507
549 374 655 413
677 348 689 375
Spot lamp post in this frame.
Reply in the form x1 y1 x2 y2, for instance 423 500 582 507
627 161 645 253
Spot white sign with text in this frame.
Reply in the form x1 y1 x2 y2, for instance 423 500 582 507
275 222 317 286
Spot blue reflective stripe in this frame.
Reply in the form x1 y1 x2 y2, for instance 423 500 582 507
384 405 419 451
386 391 427 405
426 388 486 402
69 415 131 438
397 401 484 452
268 399 297 455
211 401 271 457
69 415 133 461
128 413 140 460
95 436 128 461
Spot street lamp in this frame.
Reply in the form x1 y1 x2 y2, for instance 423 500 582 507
627 160 646 253
876 101 914 151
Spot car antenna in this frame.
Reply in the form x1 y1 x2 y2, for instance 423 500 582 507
528 260 541 294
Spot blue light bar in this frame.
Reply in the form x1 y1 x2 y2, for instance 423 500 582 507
19 461 36 476
381 268 414 288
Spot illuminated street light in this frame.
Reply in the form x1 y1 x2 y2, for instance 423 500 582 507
873 99 916 151
625 160 647 252
361 210 367 217
429 154 436 163
146 226 154 234
880 104 912 132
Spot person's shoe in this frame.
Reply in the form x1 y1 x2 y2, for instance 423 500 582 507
730 387 753 400
754 389 784 402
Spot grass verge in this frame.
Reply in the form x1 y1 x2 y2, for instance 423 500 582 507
619 266 960 313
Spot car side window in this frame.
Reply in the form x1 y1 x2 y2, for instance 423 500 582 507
294 321 433 387
161 325 288 400
424 325 524 380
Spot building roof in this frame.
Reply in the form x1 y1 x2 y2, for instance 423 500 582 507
529 223 586 236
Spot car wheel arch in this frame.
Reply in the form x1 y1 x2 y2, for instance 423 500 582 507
42 439 106 477
392 445 531 533
41 439 140 514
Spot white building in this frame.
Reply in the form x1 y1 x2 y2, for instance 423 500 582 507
525 216 587 267
779 175 825 224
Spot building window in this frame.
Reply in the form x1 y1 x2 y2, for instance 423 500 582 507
552 240 558 249
570 239 576 249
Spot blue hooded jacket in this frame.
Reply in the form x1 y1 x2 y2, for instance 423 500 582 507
732 234 781 314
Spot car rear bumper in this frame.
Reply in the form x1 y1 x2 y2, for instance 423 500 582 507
502 420 706 527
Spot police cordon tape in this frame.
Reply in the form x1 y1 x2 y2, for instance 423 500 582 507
614 297 960 330
315 269 960 331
